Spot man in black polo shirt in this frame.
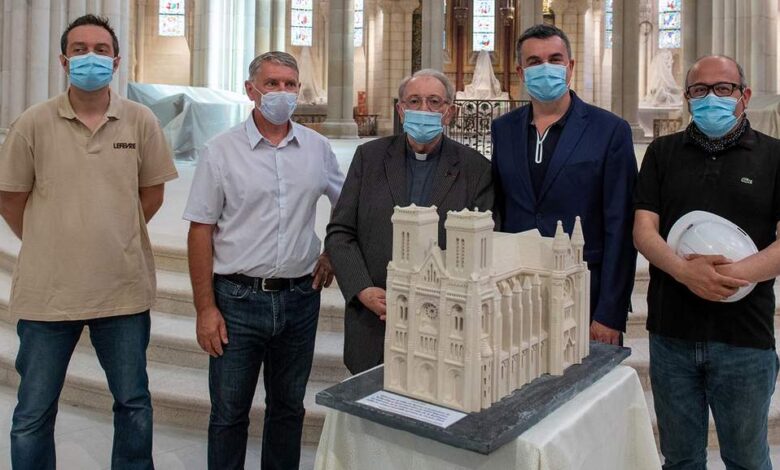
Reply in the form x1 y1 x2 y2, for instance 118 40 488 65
634 55 780 469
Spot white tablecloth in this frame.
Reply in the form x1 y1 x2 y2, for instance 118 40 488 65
314 365 660 470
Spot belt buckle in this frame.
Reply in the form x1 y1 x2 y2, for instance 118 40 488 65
261 278 279 292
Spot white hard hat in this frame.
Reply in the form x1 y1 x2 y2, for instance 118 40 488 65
667 210 758 303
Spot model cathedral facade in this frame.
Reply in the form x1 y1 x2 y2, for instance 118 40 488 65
383 205 590 413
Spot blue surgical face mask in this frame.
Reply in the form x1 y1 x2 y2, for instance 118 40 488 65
67 52 115 92
522 63 569 102
689 94 742 138
253 86 298 125
403 110 443 144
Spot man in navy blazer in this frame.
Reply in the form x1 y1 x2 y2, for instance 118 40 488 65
492 24 637 344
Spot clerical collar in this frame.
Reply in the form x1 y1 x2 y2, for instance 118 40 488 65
406 139 443 162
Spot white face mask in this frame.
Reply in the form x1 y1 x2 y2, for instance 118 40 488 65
252 85 298 125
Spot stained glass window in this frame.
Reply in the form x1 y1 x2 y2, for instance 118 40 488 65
354 0 364 47
159 1 185 37
604 0 613 49
658 0 681 48
472 0 495 52
291 0 313 47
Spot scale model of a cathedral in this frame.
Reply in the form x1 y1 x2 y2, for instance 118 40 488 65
383 205 590 413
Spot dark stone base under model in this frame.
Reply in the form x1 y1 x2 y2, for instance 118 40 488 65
316 341 631 454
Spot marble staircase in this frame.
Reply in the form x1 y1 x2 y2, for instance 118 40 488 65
1 228 779 450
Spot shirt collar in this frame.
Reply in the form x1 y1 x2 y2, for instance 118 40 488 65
57 88 122 121
405 137 443 161
244 114 299 149
527 90 575 130
682 117 756 150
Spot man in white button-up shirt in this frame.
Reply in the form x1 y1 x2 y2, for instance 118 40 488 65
183 51 344 470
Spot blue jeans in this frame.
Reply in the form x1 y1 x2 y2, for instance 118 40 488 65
208 275 320 470
11 311 153 470
650 334 778 470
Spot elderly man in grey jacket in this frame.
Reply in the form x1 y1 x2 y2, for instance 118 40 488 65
326 69 494 374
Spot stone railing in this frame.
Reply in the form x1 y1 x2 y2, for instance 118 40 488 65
446 99 528 158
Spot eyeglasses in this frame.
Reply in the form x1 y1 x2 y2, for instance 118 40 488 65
402 95 449 112
686 82 743 99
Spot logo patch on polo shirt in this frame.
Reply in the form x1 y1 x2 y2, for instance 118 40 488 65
740 177 753 185
113 142 137 150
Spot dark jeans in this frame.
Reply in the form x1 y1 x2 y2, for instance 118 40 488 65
650 333 778 470
208 275 320 470
11 311 153 470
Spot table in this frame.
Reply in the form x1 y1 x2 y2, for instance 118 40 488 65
314 365 660 470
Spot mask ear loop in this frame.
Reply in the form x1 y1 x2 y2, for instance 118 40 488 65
735 94 746 121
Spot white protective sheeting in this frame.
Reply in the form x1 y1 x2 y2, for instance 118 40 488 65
314 366 660 470
456 50 509 100
127 83 253 161
747 94 780 139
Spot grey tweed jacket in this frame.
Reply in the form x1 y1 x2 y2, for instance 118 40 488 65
325 134 494 374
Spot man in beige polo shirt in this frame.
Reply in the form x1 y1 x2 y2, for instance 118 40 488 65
0 14 177 470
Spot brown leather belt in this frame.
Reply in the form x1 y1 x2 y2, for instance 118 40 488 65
215 273 310 292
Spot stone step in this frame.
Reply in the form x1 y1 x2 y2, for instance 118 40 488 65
0 270 350 383
0 227 346 333
0 320 331 445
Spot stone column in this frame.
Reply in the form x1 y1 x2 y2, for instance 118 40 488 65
708 0 776 95
256 0 272 53
4 2 28 128
610 0 644 139
0 0 13 130
103 0 130 95
556 1 587 97
272 0 286 51
29 0 52 106
748 0 777 94
420 0 444 70
519 0 544 32
378 0 418 134
722 0 736 57
321 0 359 138
134 0 146 82
517 0 544 100
365 0 391 134
681 0 699 121
579 5 596 103
190 0 209 86
191 0 256 92
682 0 698 76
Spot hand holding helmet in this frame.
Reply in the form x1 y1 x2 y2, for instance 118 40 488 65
667 211 756 302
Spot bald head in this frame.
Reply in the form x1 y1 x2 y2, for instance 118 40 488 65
685 55 746 90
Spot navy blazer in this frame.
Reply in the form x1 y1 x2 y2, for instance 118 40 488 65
491 92 638 331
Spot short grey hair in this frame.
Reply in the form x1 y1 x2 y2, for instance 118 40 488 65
248 51 299 80
684 55 747 89
398 69 455 103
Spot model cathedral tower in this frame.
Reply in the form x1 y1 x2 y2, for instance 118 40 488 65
384 205 590 413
